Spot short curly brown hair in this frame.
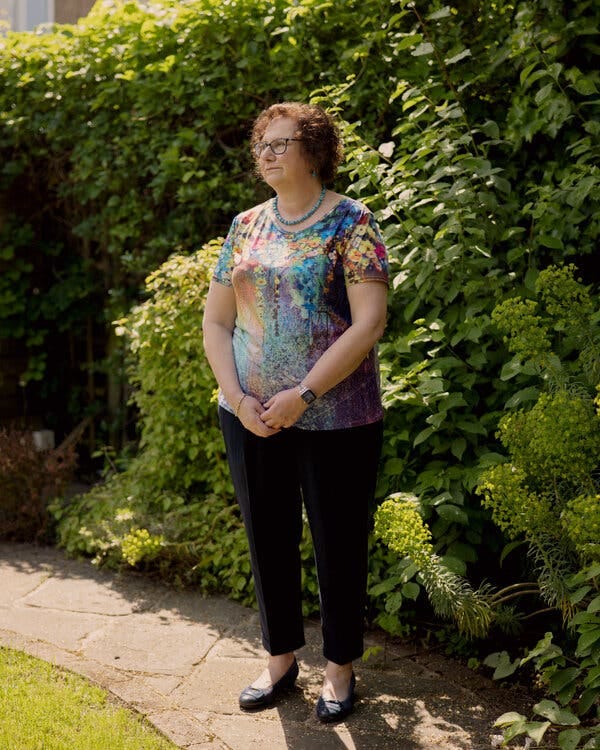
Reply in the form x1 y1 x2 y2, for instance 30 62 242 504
251 102 343 185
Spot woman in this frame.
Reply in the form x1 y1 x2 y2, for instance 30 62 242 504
202 102 388 722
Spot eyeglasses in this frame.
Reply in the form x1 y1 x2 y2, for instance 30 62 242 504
252 138 301 158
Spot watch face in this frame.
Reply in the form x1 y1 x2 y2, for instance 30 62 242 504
301 389 316 404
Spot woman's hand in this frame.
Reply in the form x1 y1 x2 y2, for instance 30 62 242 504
239 395 282 438
260 388 308 430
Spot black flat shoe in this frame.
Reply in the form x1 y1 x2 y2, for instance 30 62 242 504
316 672 356 723
239 658 299 710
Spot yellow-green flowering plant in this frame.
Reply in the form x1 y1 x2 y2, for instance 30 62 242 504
476 265 600 748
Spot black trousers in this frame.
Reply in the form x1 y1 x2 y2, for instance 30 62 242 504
219 407 383 665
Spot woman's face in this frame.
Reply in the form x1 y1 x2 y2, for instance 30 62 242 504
255 116 312 190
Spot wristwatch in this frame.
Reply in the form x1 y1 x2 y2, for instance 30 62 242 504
298 384 317 405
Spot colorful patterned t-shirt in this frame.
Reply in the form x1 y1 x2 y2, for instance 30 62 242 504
213 196 389 430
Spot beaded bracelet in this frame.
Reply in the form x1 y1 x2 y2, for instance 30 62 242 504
234 393 247 418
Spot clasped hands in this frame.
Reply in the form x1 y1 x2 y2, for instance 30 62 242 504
237 388 308 437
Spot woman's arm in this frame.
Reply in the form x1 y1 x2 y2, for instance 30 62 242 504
202 281 278 438
260 280 388 429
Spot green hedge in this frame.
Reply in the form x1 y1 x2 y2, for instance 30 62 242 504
0 0 389 434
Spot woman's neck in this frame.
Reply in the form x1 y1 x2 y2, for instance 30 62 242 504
274 181 323 218
272 184 327 229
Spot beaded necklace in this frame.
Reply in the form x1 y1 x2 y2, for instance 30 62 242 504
272 186 326 226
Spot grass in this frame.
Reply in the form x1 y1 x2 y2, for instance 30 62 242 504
0 646 179 750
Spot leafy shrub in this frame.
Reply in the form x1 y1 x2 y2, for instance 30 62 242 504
113 239 229 494
51 243 238 580
374 494 493 638
489 565 600 750
308 0 600 639
371 260 600 743
0 428 76 541
562 495 600 563
479 265 600 586
51 470 255 598
475 266 600 747
50 241 322 610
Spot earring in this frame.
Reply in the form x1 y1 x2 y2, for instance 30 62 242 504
311 170 317 177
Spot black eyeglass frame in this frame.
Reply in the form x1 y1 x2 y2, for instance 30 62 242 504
252 137 302 158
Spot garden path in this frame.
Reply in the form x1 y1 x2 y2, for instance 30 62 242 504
0 543 531 749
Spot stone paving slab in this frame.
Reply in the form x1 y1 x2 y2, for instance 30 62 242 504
0 604 111 650
0 565 52 604
21 575 145 615
81 610 221 675
0 543 532 749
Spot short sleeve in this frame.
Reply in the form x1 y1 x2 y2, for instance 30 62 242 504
343 209 389 286
212 216 239 286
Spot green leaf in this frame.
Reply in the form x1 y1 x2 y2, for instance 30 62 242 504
570 586 592 605
505 386 539 408
577 629 600 654
480 120 500 138
445 49 471 66
501 719 528 742
490 174 511 193
383 457 405 475
525 721 552 744
588 596 600 613
412 42 434 56
534 700 580 726
414 427 435 446
494 711 527 727
558 728 582 750
455 419 486 435
418 377 446 394
440 554 467 575
426 411 447 429
549 667 580 694
500 358 525 381
583 563 600 580
385 591 404 614
436 504 469 525
369 577 402 596
427 6 452 20
584 665 600 686
500 540 526 565
361 645 383 663
450 437 467 460
535 82 554 104
401 582 420 600
578 686 600 715
566 175 596 208
446 541 477 563
520 61 539 86
376 612 406 637
477 452 507 468
571 77 598 95
520 633 562 666
538 234 564 249
392 33 423 53
485 651 520 679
